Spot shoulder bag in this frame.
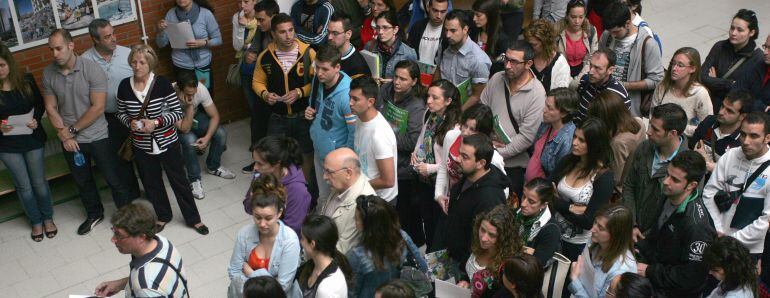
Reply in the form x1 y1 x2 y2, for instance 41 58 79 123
714 159 770 213
118 78 157 161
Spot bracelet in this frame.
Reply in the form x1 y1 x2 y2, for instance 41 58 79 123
204 39 209 46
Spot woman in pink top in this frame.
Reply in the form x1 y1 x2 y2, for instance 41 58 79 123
556 0 599 79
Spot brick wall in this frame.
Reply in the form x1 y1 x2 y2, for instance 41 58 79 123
14 0 248 122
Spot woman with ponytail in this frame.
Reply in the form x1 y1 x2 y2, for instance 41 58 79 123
229 174 301 298
347 195 429 297
296 215 353 297
245 136 312 235
518 178 562 267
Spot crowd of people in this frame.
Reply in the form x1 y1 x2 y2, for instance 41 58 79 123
1 0 770 297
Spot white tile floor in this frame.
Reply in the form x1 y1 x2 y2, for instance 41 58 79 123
2 0 770 296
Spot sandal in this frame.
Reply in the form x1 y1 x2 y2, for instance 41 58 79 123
191 223 209 235
44 221 58 239
155 222 168 233
31 225 44 242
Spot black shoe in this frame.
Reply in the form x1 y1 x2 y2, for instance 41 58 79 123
191 223 209 235
77 216 104 235
242 162 255 174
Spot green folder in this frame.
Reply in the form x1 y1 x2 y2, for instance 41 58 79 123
457 79 471 104
383 101 409 134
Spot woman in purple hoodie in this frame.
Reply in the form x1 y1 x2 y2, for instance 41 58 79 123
244 136 312 235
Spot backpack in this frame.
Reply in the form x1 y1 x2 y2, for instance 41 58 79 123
638 21 662 55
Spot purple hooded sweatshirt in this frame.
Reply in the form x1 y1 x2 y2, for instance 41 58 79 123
243 165 312 235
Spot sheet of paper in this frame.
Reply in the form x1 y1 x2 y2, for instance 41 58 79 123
435 278 471 298
166 21 196 49
578 248 597 297
4 108 33 136
359 50 381 79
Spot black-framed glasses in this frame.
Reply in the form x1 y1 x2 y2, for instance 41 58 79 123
503 57 527 66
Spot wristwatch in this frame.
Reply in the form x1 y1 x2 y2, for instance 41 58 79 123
68 125 79 135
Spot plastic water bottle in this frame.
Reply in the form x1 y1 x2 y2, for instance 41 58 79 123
416 144 427 163
74 151 85 167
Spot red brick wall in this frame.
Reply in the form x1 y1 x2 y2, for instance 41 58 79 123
14 0 248 122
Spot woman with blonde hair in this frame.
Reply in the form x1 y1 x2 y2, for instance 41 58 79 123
523 19 571 91
650 47 713 136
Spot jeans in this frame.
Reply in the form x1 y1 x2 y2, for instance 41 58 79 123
0 147 53 225
242 75 270 146
105 112 140 199
62 138 132 219
180 111 228 181
266 113 313 153
135 141 202 225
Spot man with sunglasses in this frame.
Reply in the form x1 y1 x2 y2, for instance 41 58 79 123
95 203 188 297
319 148 376 253
573 48 630 124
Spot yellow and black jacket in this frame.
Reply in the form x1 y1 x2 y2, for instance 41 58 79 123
252 40 316 115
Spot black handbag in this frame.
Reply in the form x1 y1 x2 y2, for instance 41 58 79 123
714 160 770 213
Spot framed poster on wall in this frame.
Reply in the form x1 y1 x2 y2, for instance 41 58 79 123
0 0 136 52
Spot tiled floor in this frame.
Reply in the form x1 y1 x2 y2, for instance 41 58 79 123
2 0 770 297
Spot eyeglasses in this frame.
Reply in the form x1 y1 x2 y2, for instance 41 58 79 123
762 44 770 51
328 30 346 37
111 227 131 241
323 167 350 175
374 26 394 32
503 57 527 66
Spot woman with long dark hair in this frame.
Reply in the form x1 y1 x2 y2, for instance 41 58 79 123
651 47 712 136
0 43 54 241
457 205 523 297
414 79 462 251
360 0 397 49
523 19 571 91
364 10 417 82
156 0 222 89
518 178 562 266
556 0 599 78
609 273 659 298
704 236 757 298
471 0 508 60
701 9 763 113
228 175 301 298
381 60 428 246
499 254 545 298
568 204 637 298
245 136 312 235
243 276 287 298
588 90 644 193
296 215 352 297
550 118 615 261
347 195 428 298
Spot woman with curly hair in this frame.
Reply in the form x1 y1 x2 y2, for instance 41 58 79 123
523 19 571 91
456 205 523 297
703 236 757 298
228 174 301 298
347 195 428 298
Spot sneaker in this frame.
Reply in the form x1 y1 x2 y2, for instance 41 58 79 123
242 162 255 174
191 180 205 200
77 216 104 235
208 167 236 179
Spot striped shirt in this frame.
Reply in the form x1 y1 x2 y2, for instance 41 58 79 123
275 47 300 73
127 235 187 297
574 74 630 124
116 73 183 153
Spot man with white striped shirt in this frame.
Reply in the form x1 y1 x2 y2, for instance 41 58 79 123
574 48 630 124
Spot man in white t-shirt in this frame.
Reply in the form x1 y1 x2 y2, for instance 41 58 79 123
348 76 398 202
174 71 234 200
406 0 449 65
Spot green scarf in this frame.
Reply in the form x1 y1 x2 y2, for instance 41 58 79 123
517 208 545 241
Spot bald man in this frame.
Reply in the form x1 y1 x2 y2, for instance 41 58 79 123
319 148 375 253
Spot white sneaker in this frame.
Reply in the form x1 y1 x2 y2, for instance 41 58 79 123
191 180 205 200
208 167 236 179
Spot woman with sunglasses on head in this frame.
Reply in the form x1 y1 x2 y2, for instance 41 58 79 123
568 204 637 298
413 79 462 252
228 175 301 298
556 0 598 79
363 10 417 83
701 9 763 113
650 47 713 137
456 205 523 297
296 215 352 298
517 178 562 267
347 195 428 298
550 118 615 262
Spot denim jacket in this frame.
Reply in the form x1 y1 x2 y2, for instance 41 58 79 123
568 245 637 298
346 230 429 298
535 121 576 176
363 40 418 79
227 220 302 298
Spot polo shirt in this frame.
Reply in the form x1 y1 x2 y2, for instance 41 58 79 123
574 74 630 124
127 235 187 297
440 36 492 87
82 45 133 113
42 56 109 143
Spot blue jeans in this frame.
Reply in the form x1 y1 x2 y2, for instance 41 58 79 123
180 111 228 181
0 147 53 225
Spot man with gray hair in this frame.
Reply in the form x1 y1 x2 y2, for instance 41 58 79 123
319 148 375 253
82 19 140 200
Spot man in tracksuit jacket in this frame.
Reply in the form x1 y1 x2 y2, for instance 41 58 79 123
305 45 356 208
637 151 716 297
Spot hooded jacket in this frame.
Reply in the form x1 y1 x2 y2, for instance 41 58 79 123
622 138 689 233
242 165 312 236
638 192 716 297
445 166 509 266
703 146 770 254
309 72 356 161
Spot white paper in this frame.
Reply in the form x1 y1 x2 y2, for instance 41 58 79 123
359 50 381 79
4 108 33 136
578 248 597 297
166 21 196 49
435 278 471 298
